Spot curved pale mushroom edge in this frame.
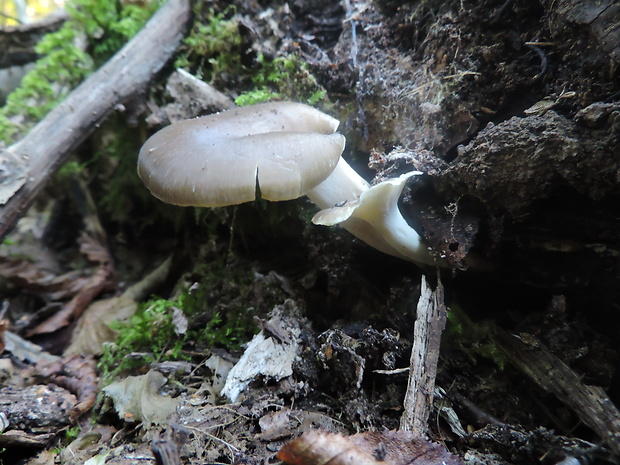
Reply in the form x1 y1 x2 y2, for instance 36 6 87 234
313 172 446 267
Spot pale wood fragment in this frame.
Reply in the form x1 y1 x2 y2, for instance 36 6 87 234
400 274 447 435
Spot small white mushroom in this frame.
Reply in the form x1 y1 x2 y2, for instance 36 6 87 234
138 101 443 267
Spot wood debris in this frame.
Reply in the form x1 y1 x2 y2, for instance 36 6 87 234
400 274 447 435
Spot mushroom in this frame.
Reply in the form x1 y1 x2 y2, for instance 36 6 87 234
138 101 443 267
311 171 442 266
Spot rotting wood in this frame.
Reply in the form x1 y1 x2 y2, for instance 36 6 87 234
143 68 235 129
400 274 447 435
0 384 76 447
494 326 620 456
545 0 620 63
0 0 192 240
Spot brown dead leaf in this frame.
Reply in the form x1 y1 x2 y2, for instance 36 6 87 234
77 233 112 265
277 430 464 465
102 370 181 426
26 234 115 337
258 409 343 441
0 255 94 300
65 256 173 356
64 294 136 356
26 268 112 336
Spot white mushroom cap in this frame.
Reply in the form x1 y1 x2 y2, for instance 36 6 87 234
138 102 345 207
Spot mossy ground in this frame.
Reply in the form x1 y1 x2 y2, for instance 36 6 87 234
98 257 287 386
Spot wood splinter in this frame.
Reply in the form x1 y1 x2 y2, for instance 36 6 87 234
400 274 447 435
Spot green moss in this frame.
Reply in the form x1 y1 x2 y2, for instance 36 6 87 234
68 0 158 61
98 298 185 384
0 0 160 143
174 7 243 85
175 265 260 351
445 307 508 370
98 259 283 385
175 7 326 106
235 54 327 106
64 425 81 443
92 125 150 225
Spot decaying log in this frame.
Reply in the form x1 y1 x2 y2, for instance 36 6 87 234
0 384 77 447
151 68 236 125
543 0 620 64
0 0 191 240
400 275 447 435
445 108 620 219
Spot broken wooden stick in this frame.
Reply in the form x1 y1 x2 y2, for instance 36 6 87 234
494 327 620 456
400 274 447 435
0 0 191 240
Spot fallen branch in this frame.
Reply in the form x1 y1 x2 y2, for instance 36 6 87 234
494 326 620 456
0 0 191 239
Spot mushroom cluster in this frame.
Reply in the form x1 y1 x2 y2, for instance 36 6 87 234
138 102 443 267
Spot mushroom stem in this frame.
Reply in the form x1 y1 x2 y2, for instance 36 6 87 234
305 158 369 209
312 172 444 266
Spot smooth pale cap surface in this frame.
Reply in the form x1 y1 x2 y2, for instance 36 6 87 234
138 102 346 207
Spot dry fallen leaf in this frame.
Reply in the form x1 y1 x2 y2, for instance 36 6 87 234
65 256 172 356
277 430 464 465
64 294 136 356
0 255 94 301
26 234 115 337
259 409 343 441
102 370 181 426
